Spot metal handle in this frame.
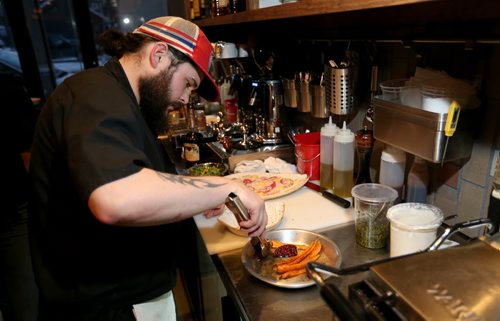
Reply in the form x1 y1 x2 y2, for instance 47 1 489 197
307 262 365 321
426 217 494 251
225 192 270 259
225 192 250 222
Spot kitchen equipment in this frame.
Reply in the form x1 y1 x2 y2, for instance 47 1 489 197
297 81 312 112
241 229 342 289
293 132 320 180
311 84 329 118
247 78 284 143
282 78 298 108
324 65 354 115
386 202 444 257
205 141 294 172
366 65 378 123
441 100 461 166
421 82 453 114
225 192 270 259
214 41 238 59
379 145 406 203
320 117 337 190
405 156 429 203
304 181 351 208
307 218 496 321
373 97 475 163
379 78 419 104
351 183 398 249
355 126 374 185
218 201 285 236
333 121 355 198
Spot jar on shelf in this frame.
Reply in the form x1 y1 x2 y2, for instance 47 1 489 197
211 0 231 16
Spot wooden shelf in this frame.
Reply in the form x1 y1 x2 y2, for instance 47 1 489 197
192 0 500 42
194 0 432 27
194 0 500 27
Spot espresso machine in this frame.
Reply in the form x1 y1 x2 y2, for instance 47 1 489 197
247 78 284 145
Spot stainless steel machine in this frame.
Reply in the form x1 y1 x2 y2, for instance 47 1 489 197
307 219 499 321
247 78 284 144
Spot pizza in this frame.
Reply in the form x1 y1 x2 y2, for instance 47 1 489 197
228 173 308 200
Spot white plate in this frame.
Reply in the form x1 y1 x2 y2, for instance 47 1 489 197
218 201 285 236
241 229 342 289
226 172 308 200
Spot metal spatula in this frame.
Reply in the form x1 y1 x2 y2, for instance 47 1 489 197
225 192 270 259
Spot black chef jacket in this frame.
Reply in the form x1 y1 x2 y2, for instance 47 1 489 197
29 58 180 320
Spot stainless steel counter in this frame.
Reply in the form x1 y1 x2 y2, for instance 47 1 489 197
212 223 390 321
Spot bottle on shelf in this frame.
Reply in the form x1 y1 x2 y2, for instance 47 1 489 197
190 0 202 19
333 121 355 198
405 156 429 203
355 126 374 185
320 116 337 190
230 0 246 13
183 99 204 168
379 145 406 204
211 0 231 17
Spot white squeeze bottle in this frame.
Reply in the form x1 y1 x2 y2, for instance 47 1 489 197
333 121 355 198
320 116 338 190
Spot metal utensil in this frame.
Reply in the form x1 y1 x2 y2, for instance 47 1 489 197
225 192 270 259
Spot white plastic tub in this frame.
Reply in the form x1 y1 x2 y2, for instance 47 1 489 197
387 203 444 257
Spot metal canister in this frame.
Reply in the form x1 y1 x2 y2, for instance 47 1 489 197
282 78 298 108
311 84 328 118
298 81 311 113
325 66 353 115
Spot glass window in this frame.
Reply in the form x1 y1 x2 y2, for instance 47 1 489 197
0 0 171 98
88 0 169 65
0 2 22 75
37 0 85 85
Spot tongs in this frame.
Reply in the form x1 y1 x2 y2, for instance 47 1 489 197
225 192 270 259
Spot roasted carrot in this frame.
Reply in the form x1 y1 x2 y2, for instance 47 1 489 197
276 253 320 274
280 268 306 279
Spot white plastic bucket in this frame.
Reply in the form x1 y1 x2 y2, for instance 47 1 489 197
387 202 444 257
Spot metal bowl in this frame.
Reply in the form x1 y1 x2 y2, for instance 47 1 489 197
241 229 342 289
187 162 229 176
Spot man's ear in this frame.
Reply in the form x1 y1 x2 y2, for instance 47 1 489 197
150 42 169 68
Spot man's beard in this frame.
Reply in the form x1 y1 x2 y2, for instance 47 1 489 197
138 65 177 134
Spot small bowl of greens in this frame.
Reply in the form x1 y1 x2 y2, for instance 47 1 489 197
187 162 229 176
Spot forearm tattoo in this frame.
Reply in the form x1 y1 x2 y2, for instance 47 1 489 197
156 172 227 189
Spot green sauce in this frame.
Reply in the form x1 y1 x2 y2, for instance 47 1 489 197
355 219 388 249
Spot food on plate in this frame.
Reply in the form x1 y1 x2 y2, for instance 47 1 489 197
272 239 322 279
273 244 298 258
229 173 308 199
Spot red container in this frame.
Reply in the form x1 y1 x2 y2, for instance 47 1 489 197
294 132 320 180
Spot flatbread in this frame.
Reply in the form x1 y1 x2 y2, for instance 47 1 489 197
227 173 308 200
